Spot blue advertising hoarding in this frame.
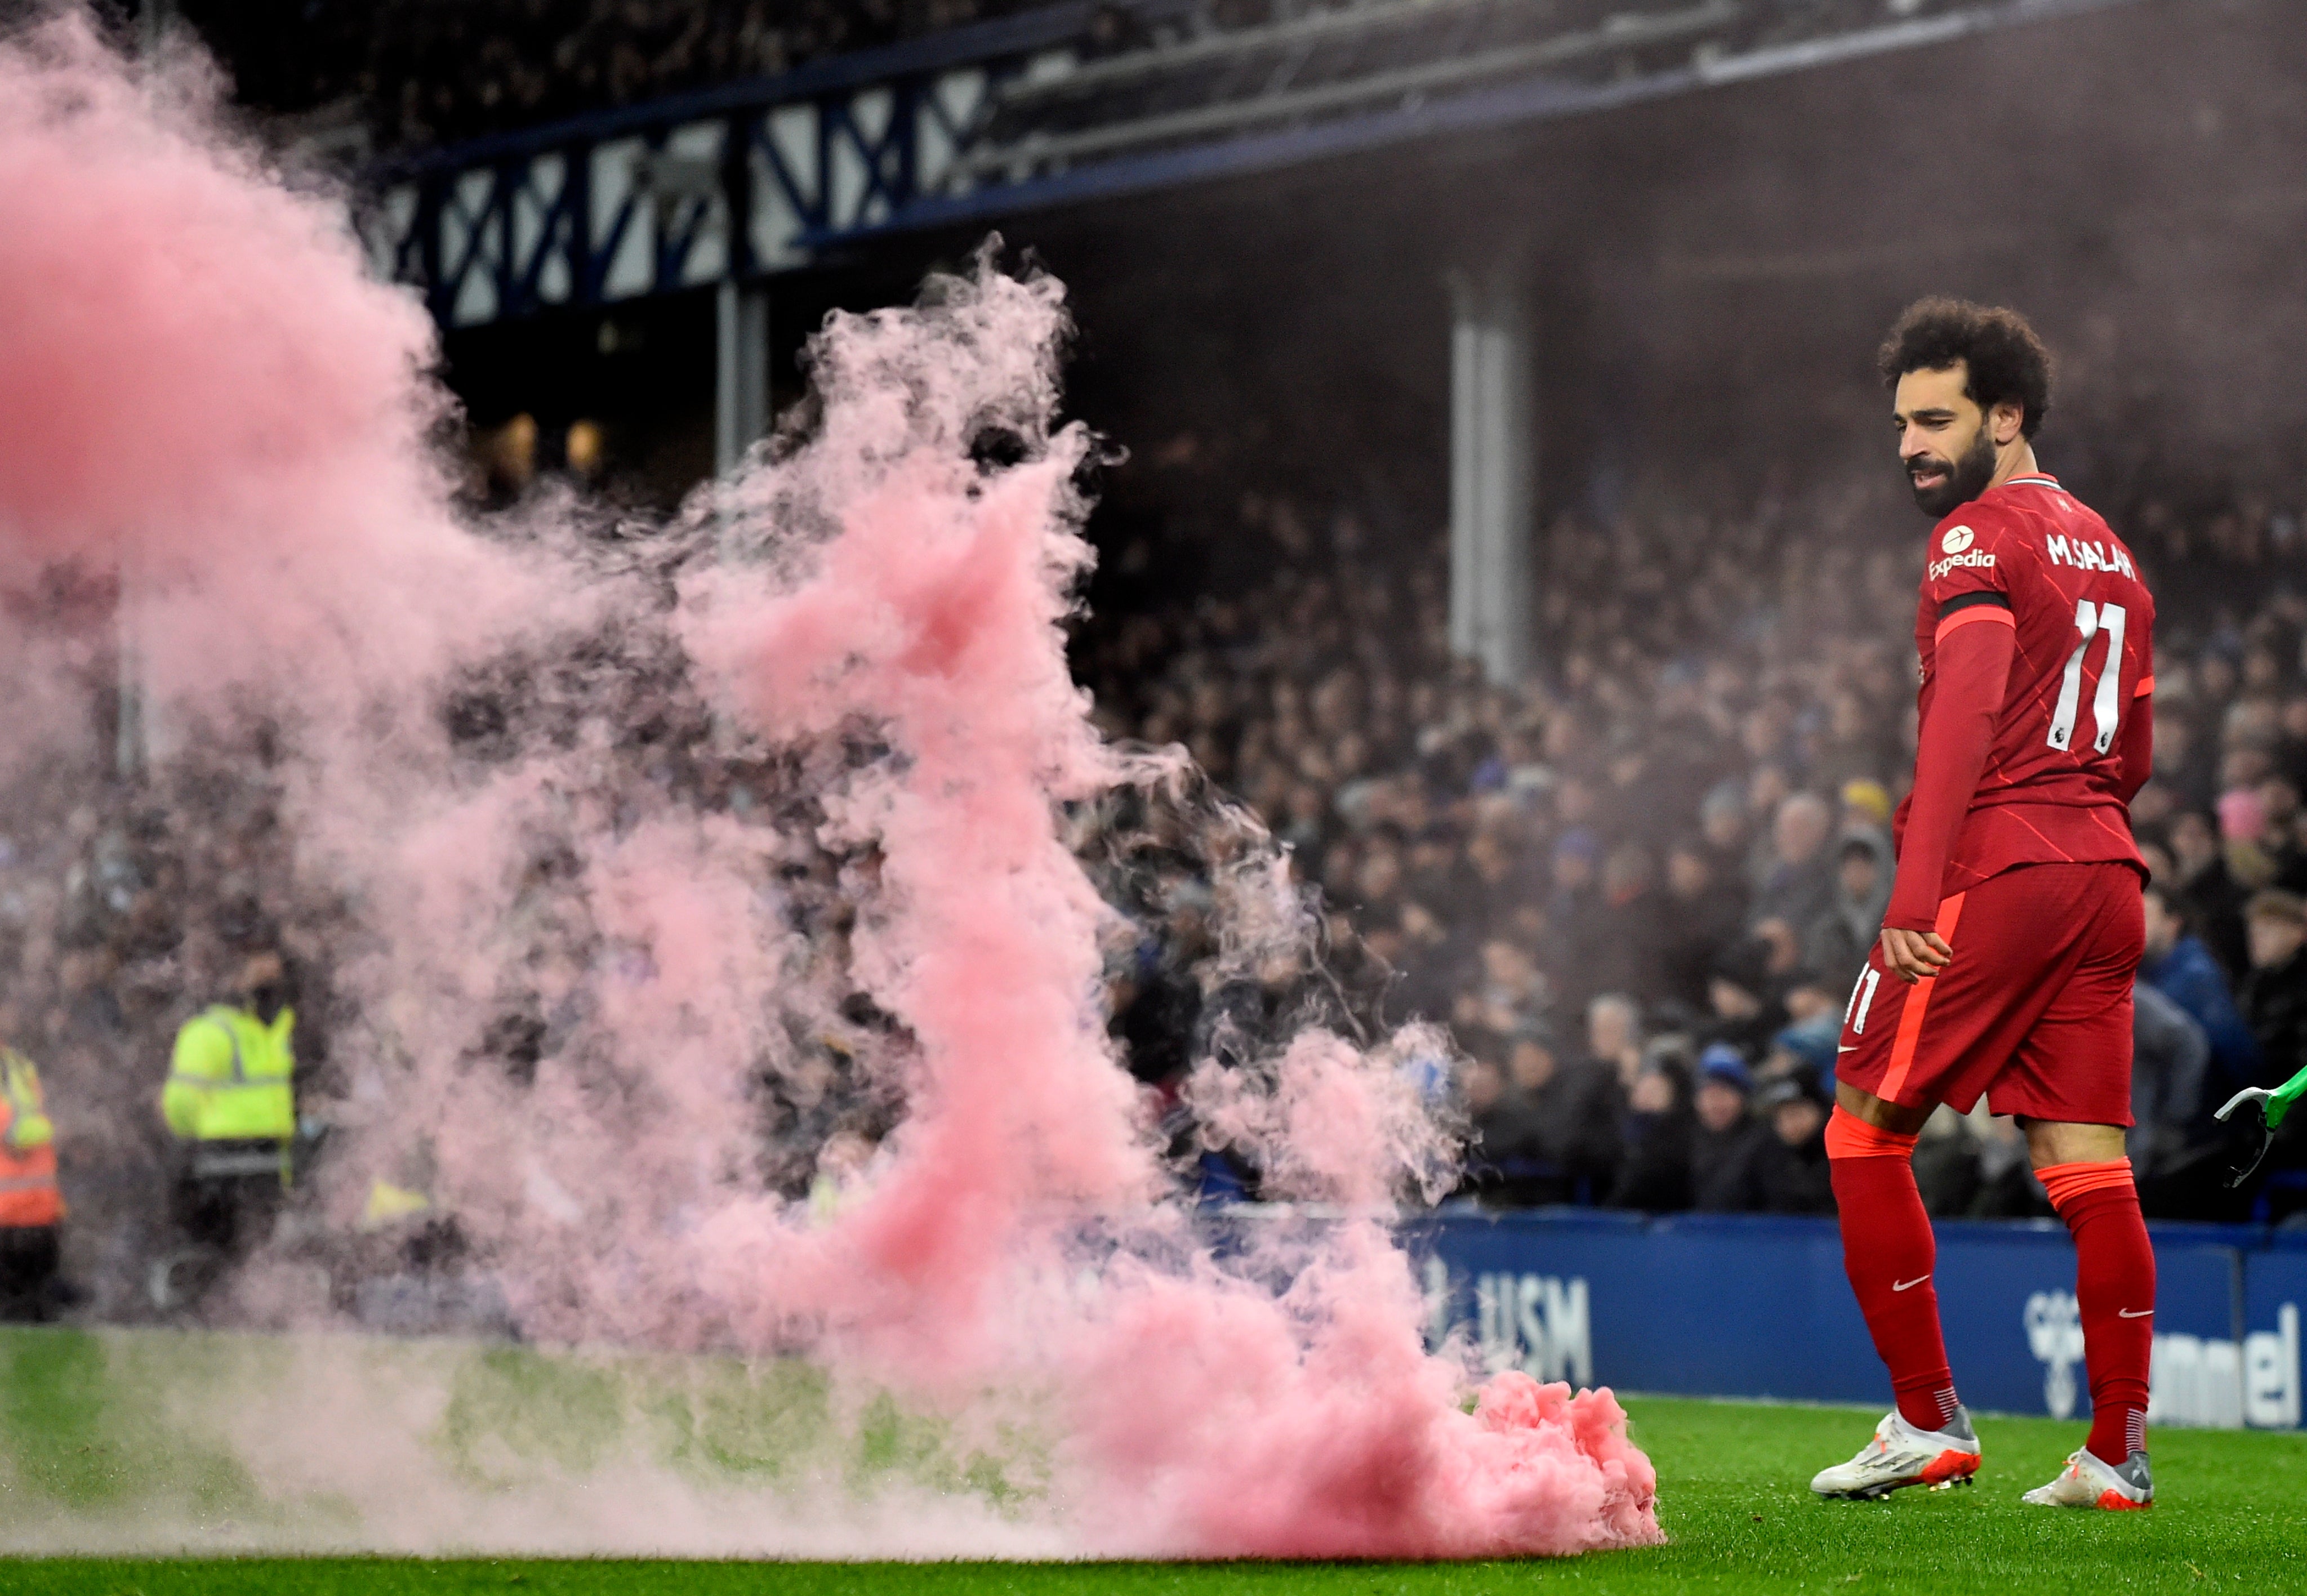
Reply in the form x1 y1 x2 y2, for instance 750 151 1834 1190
2237 1234 2306 1429
1411 1210 2300 1430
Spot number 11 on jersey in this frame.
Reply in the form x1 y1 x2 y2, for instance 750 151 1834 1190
2048 599 2127 755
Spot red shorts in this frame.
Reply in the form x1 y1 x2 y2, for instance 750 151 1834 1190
1834 861 2144 1125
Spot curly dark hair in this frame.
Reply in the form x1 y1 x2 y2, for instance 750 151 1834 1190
1876 297 2054 439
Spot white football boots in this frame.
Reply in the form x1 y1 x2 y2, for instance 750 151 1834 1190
2021 1447 2153 1510
1811 1407 1983 1500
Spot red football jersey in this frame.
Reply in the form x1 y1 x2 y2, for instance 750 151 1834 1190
1892 473 2154 895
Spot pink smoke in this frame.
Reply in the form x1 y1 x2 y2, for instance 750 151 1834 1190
0 9 1659 1559
679 265 1657 1555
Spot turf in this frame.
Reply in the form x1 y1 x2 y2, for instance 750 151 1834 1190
7 1394 2302 1594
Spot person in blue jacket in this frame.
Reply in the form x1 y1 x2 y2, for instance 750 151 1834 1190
2141 880 2260 1093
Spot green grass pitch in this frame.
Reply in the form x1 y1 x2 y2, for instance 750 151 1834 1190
7 1395 2302 1595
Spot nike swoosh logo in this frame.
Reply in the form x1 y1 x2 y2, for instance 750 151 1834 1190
2118 1308 2153 1318
1837 1045 1859 1053
1892 1276 1930 1292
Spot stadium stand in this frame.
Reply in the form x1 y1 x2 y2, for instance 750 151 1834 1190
177 0 2096 163
6 0 2301 1332
175 0 1046 149
1065 462 2307 1221
7 468 2301 1322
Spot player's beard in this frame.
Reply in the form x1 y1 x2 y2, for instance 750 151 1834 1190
1908 422 1999 518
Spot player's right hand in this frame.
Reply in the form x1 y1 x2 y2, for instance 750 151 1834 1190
1879 926 1953 984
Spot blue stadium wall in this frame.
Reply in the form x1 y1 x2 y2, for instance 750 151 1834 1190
1411 1211 2305 1432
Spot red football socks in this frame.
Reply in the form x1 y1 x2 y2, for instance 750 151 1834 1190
1828 1108 1960 1433
2041 1159 2155 1465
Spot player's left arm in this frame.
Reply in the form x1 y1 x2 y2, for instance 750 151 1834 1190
1880 614 2015 980
1880 511 2020 982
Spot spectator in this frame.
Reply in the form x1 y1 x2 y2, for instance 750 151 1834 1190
2239 890 2307 1084
1803 833 1891 999
2130 979 2211 1198
1742 1076 1836 1215
1466 937 1547 1039
1507 1024 1622 1205
1763 1015 1838 1102
1110 960 1200 1085
1454 1041 1542 1206
1749 792 1837 934
1702 939 1782 1063
2220 790 2287 911
1697 783 1752 890
1583 993 1646 1098
1814 694 1897 792
1393 900 1466 1022
1836 778 1895 844
2264 774 2307 892
1963 1113 2048 1219
1689 1044 1762 1211
1609 1053 1695 1212
1912 1105 1984 1216
1195 949 1300 1073
1462 822 1534 936
2170 809 2252 974
1778 968 1845 1032
1593 843 1668 1004
1661 836 1747 1011
2239 889 2307 1220
2140 881 2261 1093
1542 830 1608 1024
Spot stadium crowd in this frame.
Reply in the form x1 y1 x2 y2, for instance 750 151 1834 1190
5 457 2306 1326
1074 458 2307 1223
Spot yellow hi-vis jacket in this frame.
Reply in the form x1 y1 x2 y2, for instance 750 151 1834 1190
0 1048 61 1228
163 1004 296 1151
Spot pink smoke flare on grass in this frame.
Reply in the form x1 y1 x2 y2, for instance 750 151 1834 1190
0 8 1659 1559
679 262 1659 1557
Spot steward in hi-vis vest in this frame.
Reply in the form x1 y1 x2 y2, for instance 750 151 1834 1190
0 1001 64 1320
1 1046 61 1229
163 955 297 1183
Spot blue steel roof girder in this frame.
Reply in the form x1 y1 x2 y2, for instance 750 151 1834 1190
492 162 518 319
814 96 835 244
747 109 825 239
505 153 585 317
822 91 906 225
393 181 438 311
586 156 648 306
364 0 2154 327
917 71 974 149
560 148 613 306
890 79 924 216
649 131 720 298
721 113 757 286
439 167 509 325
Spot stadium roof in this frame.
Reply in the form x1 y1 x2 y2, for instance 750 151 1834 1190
366 0 2150 327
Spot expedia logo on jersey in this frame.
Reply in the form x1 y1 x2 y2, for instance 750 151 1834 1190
1928 525 1994 581
1929 549 1997 582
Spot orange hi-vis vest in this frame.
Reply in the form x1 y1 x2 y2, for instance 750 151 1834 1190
0 1048 61 1229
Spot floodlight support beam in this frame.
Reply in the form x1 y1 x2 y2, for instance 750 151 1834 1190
1448 262 1535 687
716 281 770 475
